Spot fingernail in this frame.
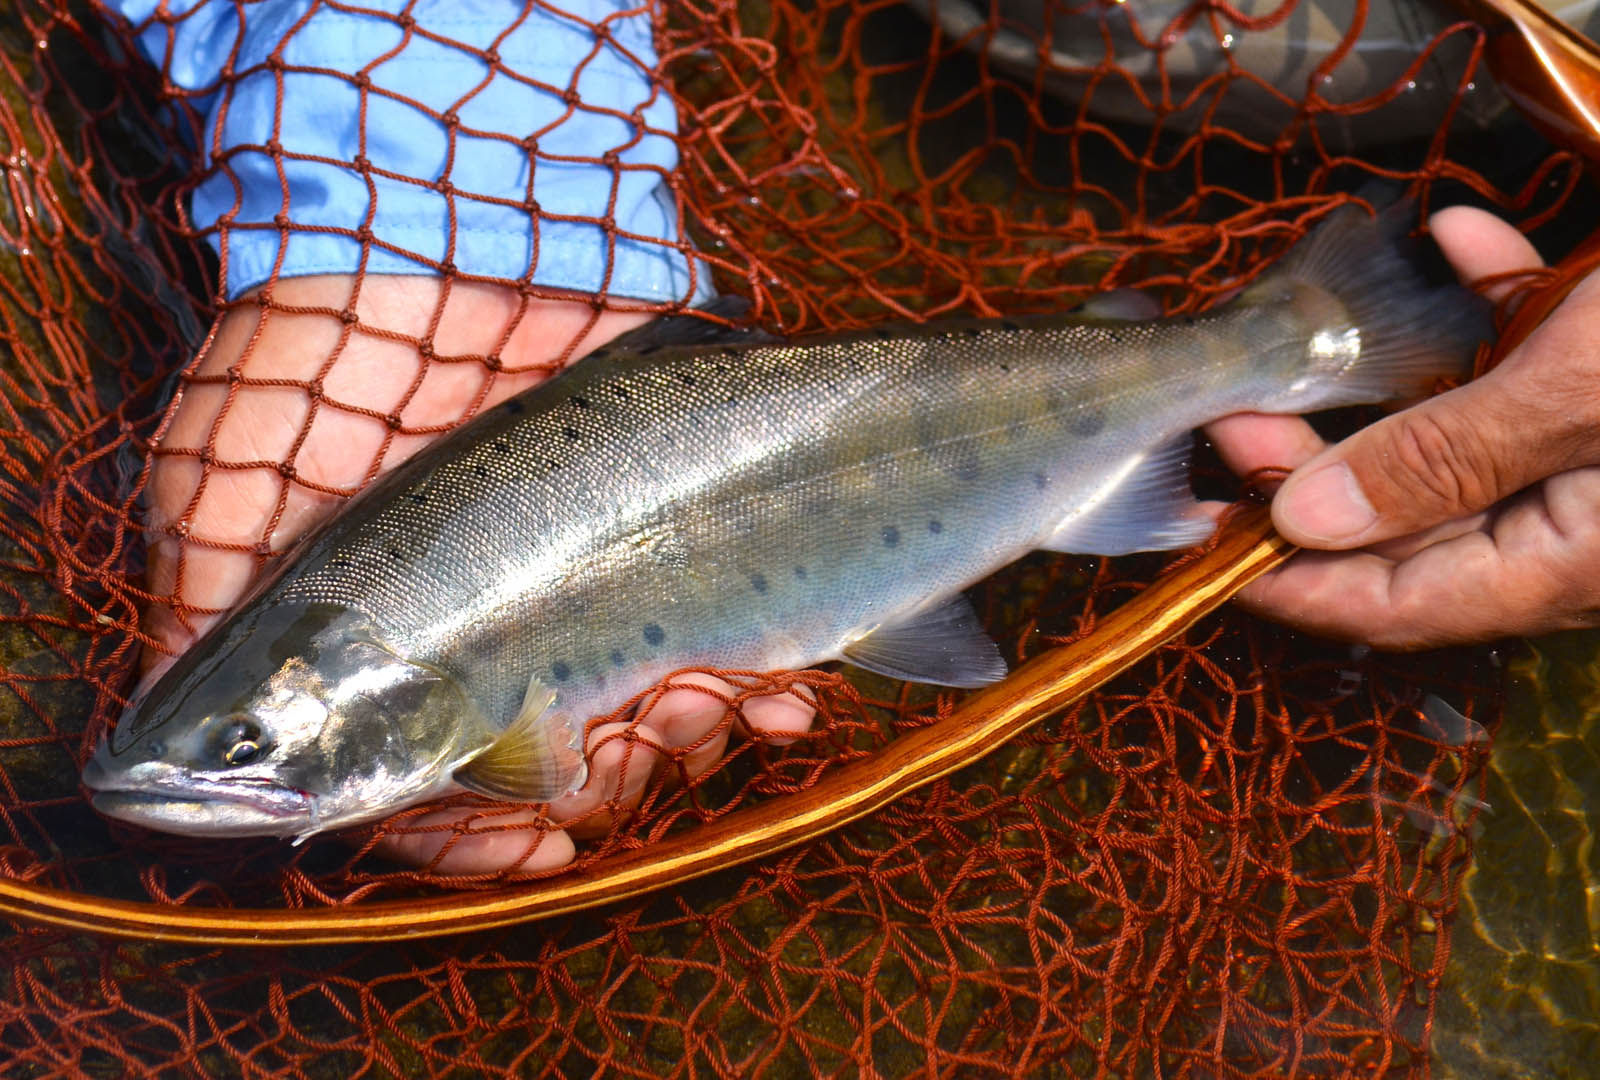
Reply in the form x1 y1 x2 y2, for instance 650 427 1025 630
1277 462 1376 543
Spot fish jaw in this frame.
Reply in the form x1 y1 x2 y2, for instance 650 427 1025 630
82 743 315 837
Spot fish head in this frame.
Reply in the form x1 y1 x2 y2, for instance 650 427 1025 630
84 601 479 840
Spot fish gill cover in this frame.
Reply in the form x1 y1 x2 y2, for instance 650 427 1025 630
0 0 1581 1075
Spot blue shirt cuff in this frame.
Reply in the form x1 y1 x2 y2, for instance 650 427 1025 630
103 0 711 304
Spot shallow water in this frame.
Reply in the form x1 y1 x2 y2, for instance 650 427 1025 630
1434 632 1600 1077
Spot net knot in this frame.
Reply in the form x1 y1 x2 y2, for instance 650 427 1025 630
385 413 404 430
352 72 371 89
338 308 359 325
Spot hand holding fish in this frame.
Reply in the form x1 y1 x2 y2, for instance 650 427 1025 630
136 274 817 873
1210 206 1600 648
91 201 1492 874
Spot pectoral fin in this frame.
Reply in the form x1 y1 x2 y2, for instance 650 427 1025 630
454 677 588 801
842 594 1008 688
1040 434 1215 555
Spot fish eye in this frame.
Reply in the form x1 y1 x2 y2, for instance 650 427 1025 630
219 718 264 768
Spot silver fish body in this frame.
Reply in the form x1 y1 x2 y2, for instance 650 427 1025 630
84 207 1489 839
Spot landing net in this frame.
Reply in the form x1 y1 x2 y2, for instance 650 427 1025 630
0 0 1570 1074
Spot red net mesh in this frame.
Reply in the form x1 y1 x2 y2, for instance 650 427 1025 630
0 0 1577 1074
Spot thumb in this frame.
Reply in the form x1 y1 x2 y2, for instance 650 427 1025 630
1271 373 1574 549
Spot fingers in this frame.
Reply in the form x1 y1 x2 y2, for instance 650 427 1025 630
1203 413 1327 482
374 806 576 875
1269 209 1600 551
1428 206 1543 303
369 674 818 873
547 673 818 839
1238 467 1600 647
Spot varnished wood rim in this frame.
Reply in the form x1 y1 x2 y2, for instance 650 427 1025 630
0 508 1290 945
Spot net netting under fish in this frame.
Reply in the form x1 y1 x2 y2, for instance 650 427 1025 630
0 0 1573 1074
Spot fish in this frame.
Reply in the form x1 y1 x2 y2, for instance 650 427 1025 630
81 204 1490 840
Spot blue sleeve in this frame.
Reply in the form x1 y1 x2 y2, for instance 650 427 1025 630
99 0 710 304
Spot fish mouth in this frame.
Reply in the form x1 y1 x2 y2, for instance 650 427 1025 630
83 754 314 838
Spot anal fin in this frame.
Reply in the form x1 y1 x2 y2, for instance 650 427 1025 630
842 594 1007 689
454 677 588 801
1041 433 1215 556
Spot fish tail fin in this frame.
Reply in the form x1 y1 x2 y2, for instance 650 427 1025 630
1251 199 1493 410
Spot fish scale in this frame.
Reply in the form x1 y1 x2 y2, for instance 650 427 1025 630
279 308 1267 724
84 205 1492 839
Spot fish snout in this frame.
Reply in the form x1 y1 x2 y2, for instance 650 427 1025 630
81 740 183 792
80 739 117 791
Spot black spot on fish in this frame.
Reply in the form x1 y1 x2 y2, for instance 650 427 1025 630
332 557 352 570
563 426 580 442
387 547 403 561
643 623 665 647
999 362 1011 373
637 344 661 356
614 385 631 401
1001 319 1021 331
610 649 624 667
928 519 943 534
678 372 696 387
501 397 525 415
1033 472 1049 491
552 661 571 683
794 565 808 580
750 572 769 594
472 464 488 478
409 492 427 504
963 326 982 338
1071 409 1106 437
882 525 900 548
493 439 511 453
571 395 590 409
872 326 893 339
726 395 738 405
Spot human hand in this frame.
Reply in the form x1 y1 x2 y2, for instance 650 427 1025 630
142 275 816 873
1208 205 1600 648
